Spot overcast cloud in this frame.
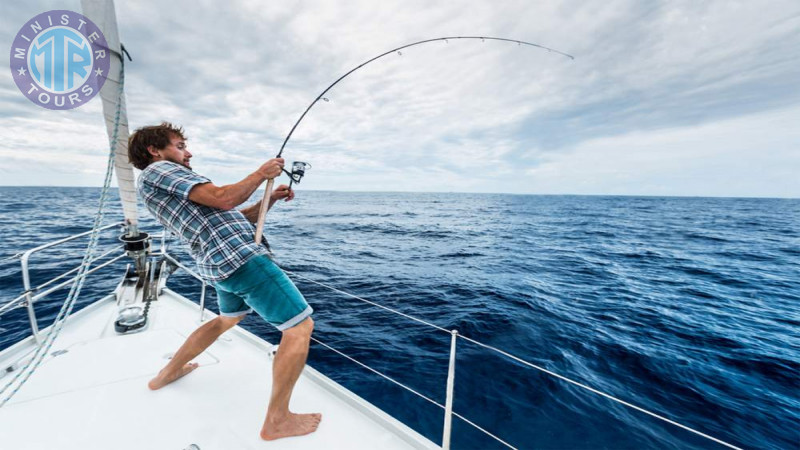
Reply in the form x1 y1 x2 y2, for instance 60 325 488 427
1 0 798 197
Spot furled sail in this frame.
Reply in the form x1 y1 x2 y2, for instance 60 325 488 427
81 0 138 230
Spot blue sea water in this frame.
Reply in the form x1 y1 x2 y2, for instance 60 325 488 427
0 186 798 449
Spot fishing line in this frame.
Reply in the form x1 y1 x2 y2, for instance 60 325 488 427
276 36 573 158
254 36 574 242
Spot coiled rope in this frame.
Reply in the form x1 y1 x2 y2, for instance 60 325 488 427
0 59 126 408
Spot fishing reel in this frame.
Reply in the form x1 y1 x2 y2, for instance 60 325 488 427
283 161 311 188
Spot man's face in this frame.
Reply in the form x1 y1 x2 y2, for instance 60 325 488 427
154 135 192 169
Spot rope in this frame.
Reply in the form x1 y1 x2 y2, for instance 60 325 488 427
285 271 743 450
0 58 126 408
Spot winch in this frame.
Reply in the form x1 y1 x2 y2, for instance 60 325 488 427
114 227 166 334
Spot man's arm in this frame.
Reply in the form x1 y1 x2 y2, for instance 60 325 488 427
239 201 265 223
188 158 283 210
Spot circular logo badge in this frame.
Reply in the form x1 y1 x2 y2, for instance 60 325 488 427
9 10 110 110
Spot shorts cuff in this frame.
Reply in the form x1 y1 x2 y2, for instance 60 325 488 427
276 306 313 331
219 308 252 318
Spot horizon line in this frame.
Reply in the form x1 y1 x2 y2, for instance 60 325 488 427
0 185 796 200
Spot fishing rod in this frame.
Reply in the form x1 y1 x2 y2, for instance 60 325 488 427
254 36 574 244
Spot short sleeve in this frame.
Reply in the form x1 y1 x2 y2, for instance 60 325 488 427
141 161 211 200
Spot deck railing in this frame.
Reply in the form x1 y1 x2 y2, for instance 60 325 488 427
154 246 509 448
0 225 200 343
279 269 748 450
0 222 127 344
160 250 742 450
1 226 742 450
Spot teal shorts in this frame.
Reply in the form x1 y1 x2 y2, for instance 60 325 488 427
214 255 312 331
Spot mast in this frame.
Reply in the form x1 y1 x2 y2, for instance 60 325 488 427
81 0 139 235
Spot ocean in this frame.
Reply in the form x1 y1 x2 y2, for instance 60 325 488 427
0 187 798 449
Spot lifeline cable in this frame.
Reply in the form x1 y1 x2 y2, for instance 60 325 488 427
0 252 24 263
285 270 743 450
309 334 517 449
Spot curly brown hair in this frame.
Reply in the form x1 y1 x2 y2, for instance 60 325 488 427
128 122 187 170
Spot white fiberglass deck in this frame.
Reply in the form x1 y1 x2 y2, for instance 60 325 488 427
0 289 437 450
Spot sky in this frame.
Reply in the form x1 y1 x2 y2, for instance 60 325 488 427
1 0 799 197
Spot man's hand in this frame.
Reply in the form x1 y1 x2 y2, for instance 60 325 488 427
257 158 285 180
270 184 295 203
239 184 295 223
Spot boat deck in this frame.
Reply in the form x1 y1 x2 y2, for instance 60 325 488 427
0 288 437 450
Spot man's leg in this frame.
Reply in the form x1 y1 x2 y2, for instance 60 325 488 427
260 317 322 440
148 315 245 390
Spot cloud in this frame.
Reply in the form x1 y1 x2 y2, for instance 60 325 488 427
1 0 798 197
517 105 800 197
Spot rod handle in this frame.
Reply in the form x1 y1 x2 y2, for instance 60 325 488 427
254 178 275 244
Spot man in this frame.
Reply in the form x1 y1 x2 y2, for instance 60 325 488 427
128 122 321 440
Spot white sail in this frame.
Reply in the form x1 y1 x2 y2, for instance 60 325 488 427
81 0 138 229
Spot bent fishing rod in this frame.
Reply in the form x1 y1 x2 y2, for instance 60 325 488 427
254 36 574 244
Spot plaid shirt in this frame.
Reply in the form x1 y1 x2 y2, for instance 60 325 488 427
138 161 269 282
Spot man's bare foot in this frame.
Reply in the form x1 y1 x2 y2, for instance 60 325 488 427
148 362 199 390
260 412 322 440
